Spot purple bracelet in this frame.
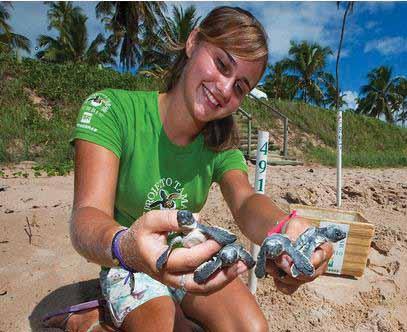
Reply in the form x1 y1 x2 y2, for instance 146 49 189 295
112 229 136 284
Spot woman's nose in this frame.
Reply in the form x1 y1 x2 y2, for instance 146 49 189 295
216 76 234 103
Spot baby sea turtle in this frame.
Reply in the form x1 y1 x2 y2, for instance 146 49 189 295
156 210 237 270
194 243 255 284
254 233 315 279
290 225 347 278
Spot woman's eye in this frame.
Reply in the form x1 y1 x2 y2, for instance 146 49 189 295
235 82 244 96
216 58 227 72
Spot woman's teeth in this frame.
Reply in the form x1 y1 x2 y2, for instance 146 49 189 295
203 86 219 107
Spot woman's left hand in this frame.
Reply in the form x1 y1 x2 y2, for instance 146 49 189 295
265 216 334 295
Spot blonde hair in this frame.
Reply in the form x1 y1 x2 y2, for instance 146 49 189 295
164 6 268 151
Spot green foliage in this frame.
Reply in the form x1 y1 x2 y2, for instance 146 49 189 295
4 56 161 105
0 55 161 173
356 66 405 124
1 55 406 171
248 98 407 167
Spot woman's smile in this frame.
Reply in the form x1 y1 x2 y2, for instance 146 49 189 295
202 84 220 111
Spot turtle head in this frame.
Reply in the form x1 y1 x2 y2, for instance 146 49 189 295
264 237 284 258
219 244 239 265
324 226 347 242
177 210 197 230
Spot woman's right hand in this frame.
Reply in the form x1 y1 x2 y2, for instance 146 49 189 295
118 210 249 295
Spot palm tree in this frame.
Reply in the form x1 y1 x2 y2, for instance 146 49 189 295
96 1 167 71
139 5 200 74
324 78 347 110
0 2 30 54
395 78 407 125
37 4 115 65
282 40 333 105
263 61 297 100
356 66 405 123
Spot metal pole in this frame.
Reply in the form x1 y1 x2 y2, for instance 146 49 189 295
336 109 342 207
283 118 288 158
248 130 269 294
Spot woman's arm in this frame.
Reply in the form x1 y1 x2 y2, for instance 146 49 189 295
70 139 123 266
219 169 287 245
70 140 247 294
219 169 333 294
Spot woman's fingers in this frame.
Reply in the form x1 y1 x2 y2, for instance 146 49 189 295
142 210 181 233
160 261 246 295
266 260 306 286
163 239 222 272
310 242 333 269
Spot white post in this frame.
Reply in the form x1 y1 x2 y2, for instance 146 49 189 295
248 130 269 294
336 109 342 207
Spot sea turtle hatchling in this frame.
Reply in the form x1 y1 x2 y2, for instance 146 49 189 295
254 233 315 279
290 225 347 278
156 210 237 270
193 243 255 284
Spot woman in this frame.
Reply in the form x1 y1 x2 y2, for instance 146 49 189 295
45 6 333 332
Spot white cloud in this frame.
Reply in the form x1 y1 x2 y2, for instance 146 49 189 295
364 37 407 55
359 2 396 14
341 90 358 110
365 21 378 30
328 48 350 62
178 2 347 62
253 2 342 60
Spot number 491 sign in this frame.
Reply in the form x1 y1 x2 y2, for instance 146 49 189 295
254 131 269 194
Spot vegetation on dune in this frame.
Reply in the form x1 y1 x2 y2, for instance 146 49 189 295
1 54 406 175
0 3 406 175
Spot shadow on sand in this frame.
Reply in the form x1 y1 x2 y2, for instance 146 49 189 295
29 279 101 332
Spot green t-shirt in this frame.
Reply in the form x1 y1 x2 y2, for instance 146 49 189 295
70 89 248 227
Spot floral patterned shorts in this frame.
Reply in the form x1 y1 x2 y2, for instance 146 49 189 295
100 267 186 328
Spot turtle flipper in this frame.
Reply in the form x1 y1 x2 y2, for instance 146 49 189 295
156 235 183 270
194 257 223 284
238 246 256 269
156 246 172 270
290 264 301 278
198 224 236 246
294 227 316 252
255 241 268 278
285 245 314 277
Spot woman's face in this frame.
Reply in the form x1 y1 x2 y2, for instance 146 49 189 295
181 33 265 124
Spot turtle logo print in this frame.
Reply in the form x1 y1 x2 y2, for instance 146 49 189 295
144 177 188 211
148 189 180 209
84 93 112 114
76 92 113 133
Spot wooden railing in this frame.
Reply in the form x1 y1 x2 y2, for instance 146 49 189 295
248 92 289 158
236 107 254 158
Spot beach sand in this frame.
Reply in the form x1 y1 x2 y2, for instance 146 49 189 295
1 161 406 331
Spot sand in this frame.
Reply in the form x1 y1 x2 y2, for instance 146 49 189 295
1 161 406 331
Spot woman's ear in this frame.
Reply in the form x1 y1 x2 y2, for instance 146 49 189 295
185 29 199 58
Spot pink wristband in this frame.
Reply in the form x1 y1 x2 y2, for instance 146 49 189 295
267 210 297 236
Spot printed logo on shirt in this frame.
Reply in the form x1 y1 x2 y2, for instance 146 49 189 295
83 92 112 115
80 112 93 124
144 177 188 211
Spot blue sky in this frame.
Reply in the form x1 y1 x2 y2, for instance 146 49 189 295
8 1 407 111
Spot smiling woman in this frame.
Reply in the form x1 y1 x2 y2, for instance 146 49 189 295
165 6 268 151
43 6 334 332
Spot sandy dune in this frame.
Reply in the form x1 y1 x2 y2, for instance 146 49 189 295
1 161 406 331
